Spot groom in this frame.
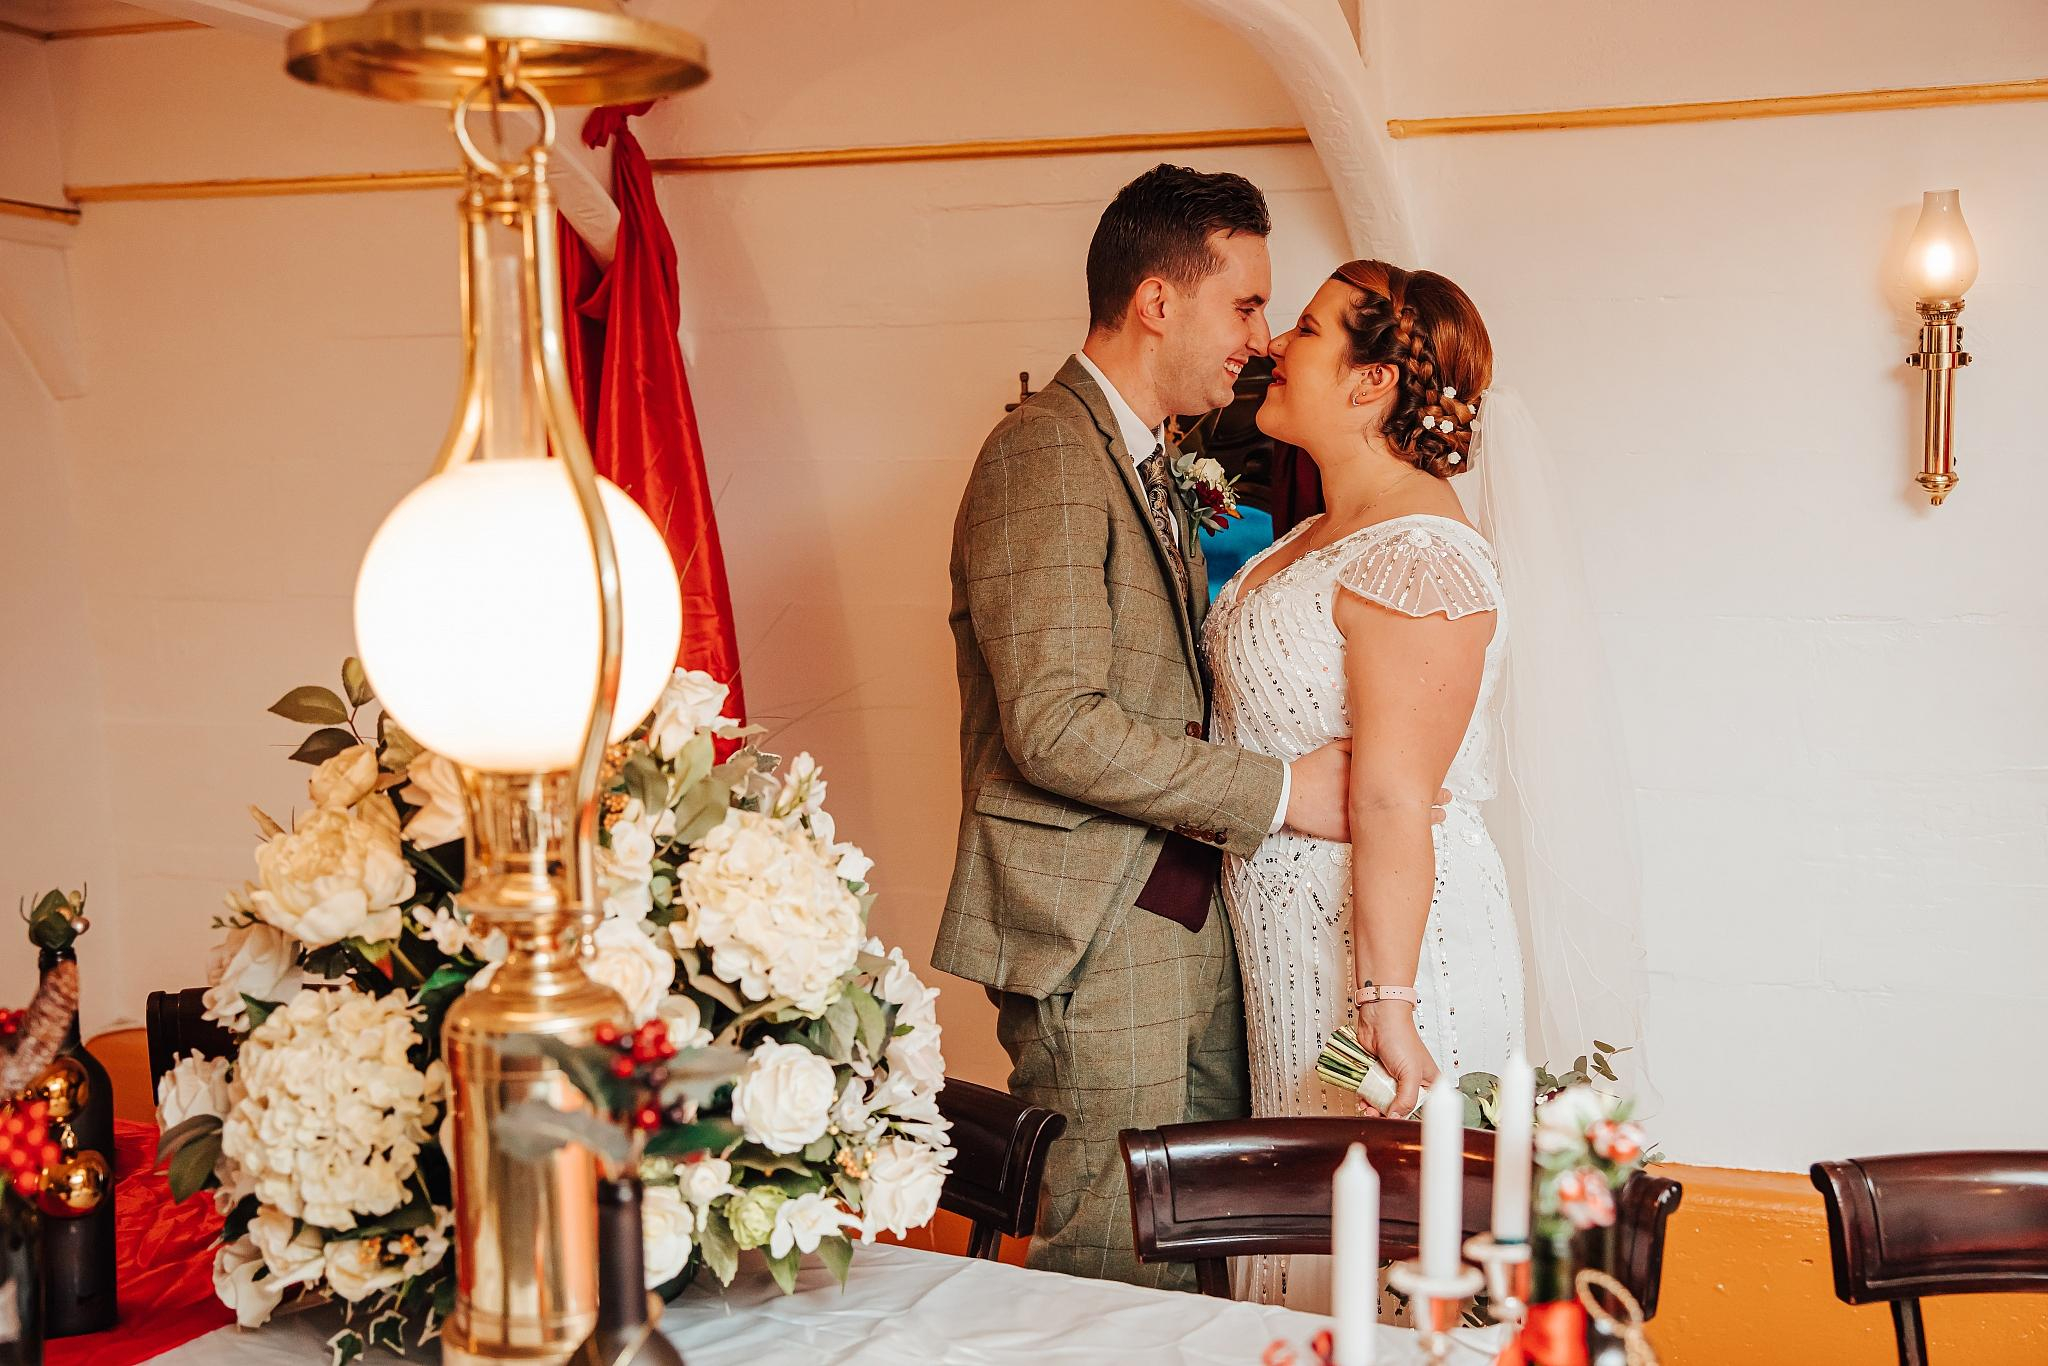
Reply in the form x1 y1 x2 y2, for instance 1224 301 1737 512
934 165 1352 1289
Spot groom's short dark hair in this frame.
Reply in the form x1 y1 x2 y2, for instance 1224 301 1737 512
1086 164 1271 332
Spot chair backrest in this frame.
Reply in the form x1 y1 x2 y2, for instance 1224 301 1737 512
1811 1151 2048 1366
1122 1116 1680 1315
933 1077 1068 1260
145 988 235 1092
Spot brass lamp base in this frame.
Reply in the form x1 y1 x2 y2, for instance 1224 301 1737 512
1907 298 1970 507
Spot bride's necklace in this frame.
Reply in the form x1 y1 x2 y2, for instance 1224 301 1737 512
1306 470 1422 553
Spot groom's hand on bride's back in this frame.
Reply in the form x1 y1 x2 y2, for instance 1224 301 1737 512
1282 740 1448 840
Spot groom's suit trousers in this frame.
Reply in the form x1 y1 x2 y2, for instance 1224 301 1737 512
992 894 1247 1291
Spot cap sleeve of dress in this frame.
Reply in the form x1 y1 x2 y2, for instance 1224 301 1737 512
1333 522 1500 620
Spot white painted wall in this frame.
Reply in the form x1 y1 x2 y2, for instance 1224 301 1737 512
1 0 2042 1169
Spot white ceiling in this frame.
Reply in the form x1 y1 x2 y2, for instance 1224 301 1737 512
0 0 190 33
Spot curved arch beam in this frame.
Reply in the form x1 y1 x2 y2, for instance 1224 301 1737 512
1177 0 1415 262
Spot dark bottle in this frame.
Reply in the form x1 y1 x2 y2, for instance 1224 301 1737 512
571 1178 684 1366
35 946 117 1341
0 1207 44 1366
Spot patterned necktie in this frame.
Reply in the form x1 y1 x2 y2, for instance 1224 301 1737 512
1137 442 1191 604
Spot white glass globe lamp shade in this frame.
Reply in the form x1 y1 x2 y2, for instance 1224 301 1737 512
354 460 683 773
1904 189 1979 304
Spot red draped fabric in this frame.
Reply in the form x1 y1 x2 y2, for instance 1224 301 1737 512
43 1120 229 1366
560 101 746 720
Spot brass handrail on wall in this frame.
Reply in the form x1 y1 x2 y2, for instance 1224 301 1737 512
1389 77 2048 137
5 77 2038 221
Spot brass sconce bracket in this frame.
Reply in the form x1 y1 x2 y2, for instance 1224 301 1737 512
1906 299 1972 506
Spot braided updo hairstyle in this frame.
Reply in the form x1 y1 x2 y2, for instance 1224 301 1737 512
1330 260 1493 479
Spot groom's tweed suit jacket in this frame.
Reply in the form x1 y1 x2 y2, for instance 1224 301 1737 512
935 355 1287 1000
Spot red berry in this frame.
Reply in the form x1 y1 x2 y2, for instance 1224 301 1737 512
610 1056 635 1079
11 1173 34 1198
38 1143 59 1169
594 1022 621 1046
634 1106 661 1132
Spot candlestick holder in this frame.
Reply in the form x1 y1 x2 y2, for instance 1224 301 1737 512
1388 1260 1485 1365
1462 1233 1532 1327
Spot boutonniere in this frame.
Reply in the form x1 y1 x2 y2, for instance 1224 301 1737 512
1169 452 1242 534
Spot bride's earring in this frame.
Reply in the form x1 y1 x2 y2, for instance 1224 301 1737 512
1350 391 1364 407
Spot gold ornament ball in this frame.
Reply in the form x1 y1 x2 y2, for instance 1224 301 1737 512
31 1056 89 1121
37 1148 110 1217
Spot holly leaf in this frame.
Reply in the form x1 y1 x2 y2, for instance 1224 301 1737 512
644 1117 742 1160
342 657 374 708
327 1328 366 1366
270 685 350 726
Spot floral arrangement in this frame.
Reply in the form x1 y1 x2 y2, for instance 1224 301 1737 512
155 661 952 1362
1531 1084 1651 1237
1315 1033 1634 1132
1170 451 1243 533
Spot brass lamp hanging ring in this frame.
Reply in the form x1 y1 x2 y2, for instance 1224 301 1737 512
452 75 555 181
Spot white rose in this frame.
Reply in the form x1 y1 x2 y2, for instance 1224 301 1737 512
656 994 713 1050
1193 457 1226 485
214 1235 287 1328
156 1053 236 1131
833 1078 878 1143
249 1205 327 1290
250 798 415 948
324 1237 407 1302
399 751 467 849
641 1184 695 1287
731 1040 837 1153
769 1190 858 1259
586 918 675 1025
859 1135 950 1240
649 669 731 760
202 921 305 1030
309 744 379 810
1535 1084 1615 1157
676 1157 734 1208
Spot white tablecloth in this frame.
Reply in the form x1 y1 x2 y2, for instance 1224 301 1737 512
158 1243 1505 1364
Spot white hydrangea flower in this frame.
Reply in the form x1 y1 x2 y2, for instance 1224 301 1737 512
219 986 445 1231
669 808 863 1014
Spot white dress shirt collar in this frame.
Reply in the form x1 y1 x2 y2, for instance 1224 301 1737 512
1074 351 1165 468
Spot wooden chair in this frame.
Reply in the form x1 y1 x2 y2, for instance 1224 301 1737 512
1811 1151 2048 1366
145 988 235 1092
933 1077 1067 1260
1120 1116 1681 1315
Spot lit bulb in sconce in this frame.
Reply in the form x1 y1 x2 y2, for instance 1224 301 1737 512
1902 189 1977 506
1904 189 1978 304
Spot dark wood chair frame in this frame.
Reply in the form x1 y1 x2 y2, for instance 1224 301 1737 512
1811 1150 2048 1366
1121 1115 1681 1316
932 1077 1068 1261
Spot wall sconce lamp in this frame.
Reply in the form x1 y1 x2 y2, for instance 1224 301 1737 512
1903 190 1977 506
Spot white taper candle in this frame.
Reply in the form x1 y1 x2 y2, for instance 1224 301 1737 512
1492 1051 1535 1242
1419 1073 1464 1280
1332 1142 1379 1366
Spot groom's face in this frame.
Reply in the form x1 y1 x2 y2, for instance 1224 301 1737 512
1155 230 1273 417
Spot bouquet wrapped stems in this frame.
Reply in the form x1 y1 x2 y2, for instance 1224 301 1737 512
1314 1025 1403 1116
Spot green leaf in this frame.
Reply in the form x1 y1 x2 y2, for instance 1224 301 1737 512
645 1118 742 1159
329 1195 436 1242
698 1208 739 1285
493 1097 631 1166
672 732 715 794
379 715 423 771
342 657 374 708
676 948 745 1013
822 995 858 1063
802 1135 836 1164
368 1312 405 1353
1591 1052 1618 1083
729 1147 810 1178
673 776 735 845
168 1132 222 1201
156 1113 223 1160
846 985 887 1058
241 994 277 1030
623 753 669 813
270 685 350 726
764 1247 800 1295
287 726 358 766
415 964 474 1000
1574 1056 1588 1078
818 1234 853 1288
1593 1040 1617 1054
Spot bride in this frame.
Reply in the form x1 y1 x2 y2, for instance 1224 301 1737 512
1204 259 1523 1308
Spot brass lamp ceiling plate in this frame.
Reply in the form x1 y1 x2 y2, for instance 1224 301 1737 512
285 0 708 107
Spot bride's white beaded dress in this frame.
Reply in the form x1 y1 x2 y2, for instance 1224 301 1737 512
1203 511 1526 1310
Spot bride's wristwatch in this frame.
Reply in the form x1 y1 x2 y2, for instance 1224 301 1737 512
1353 981 1418 1008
